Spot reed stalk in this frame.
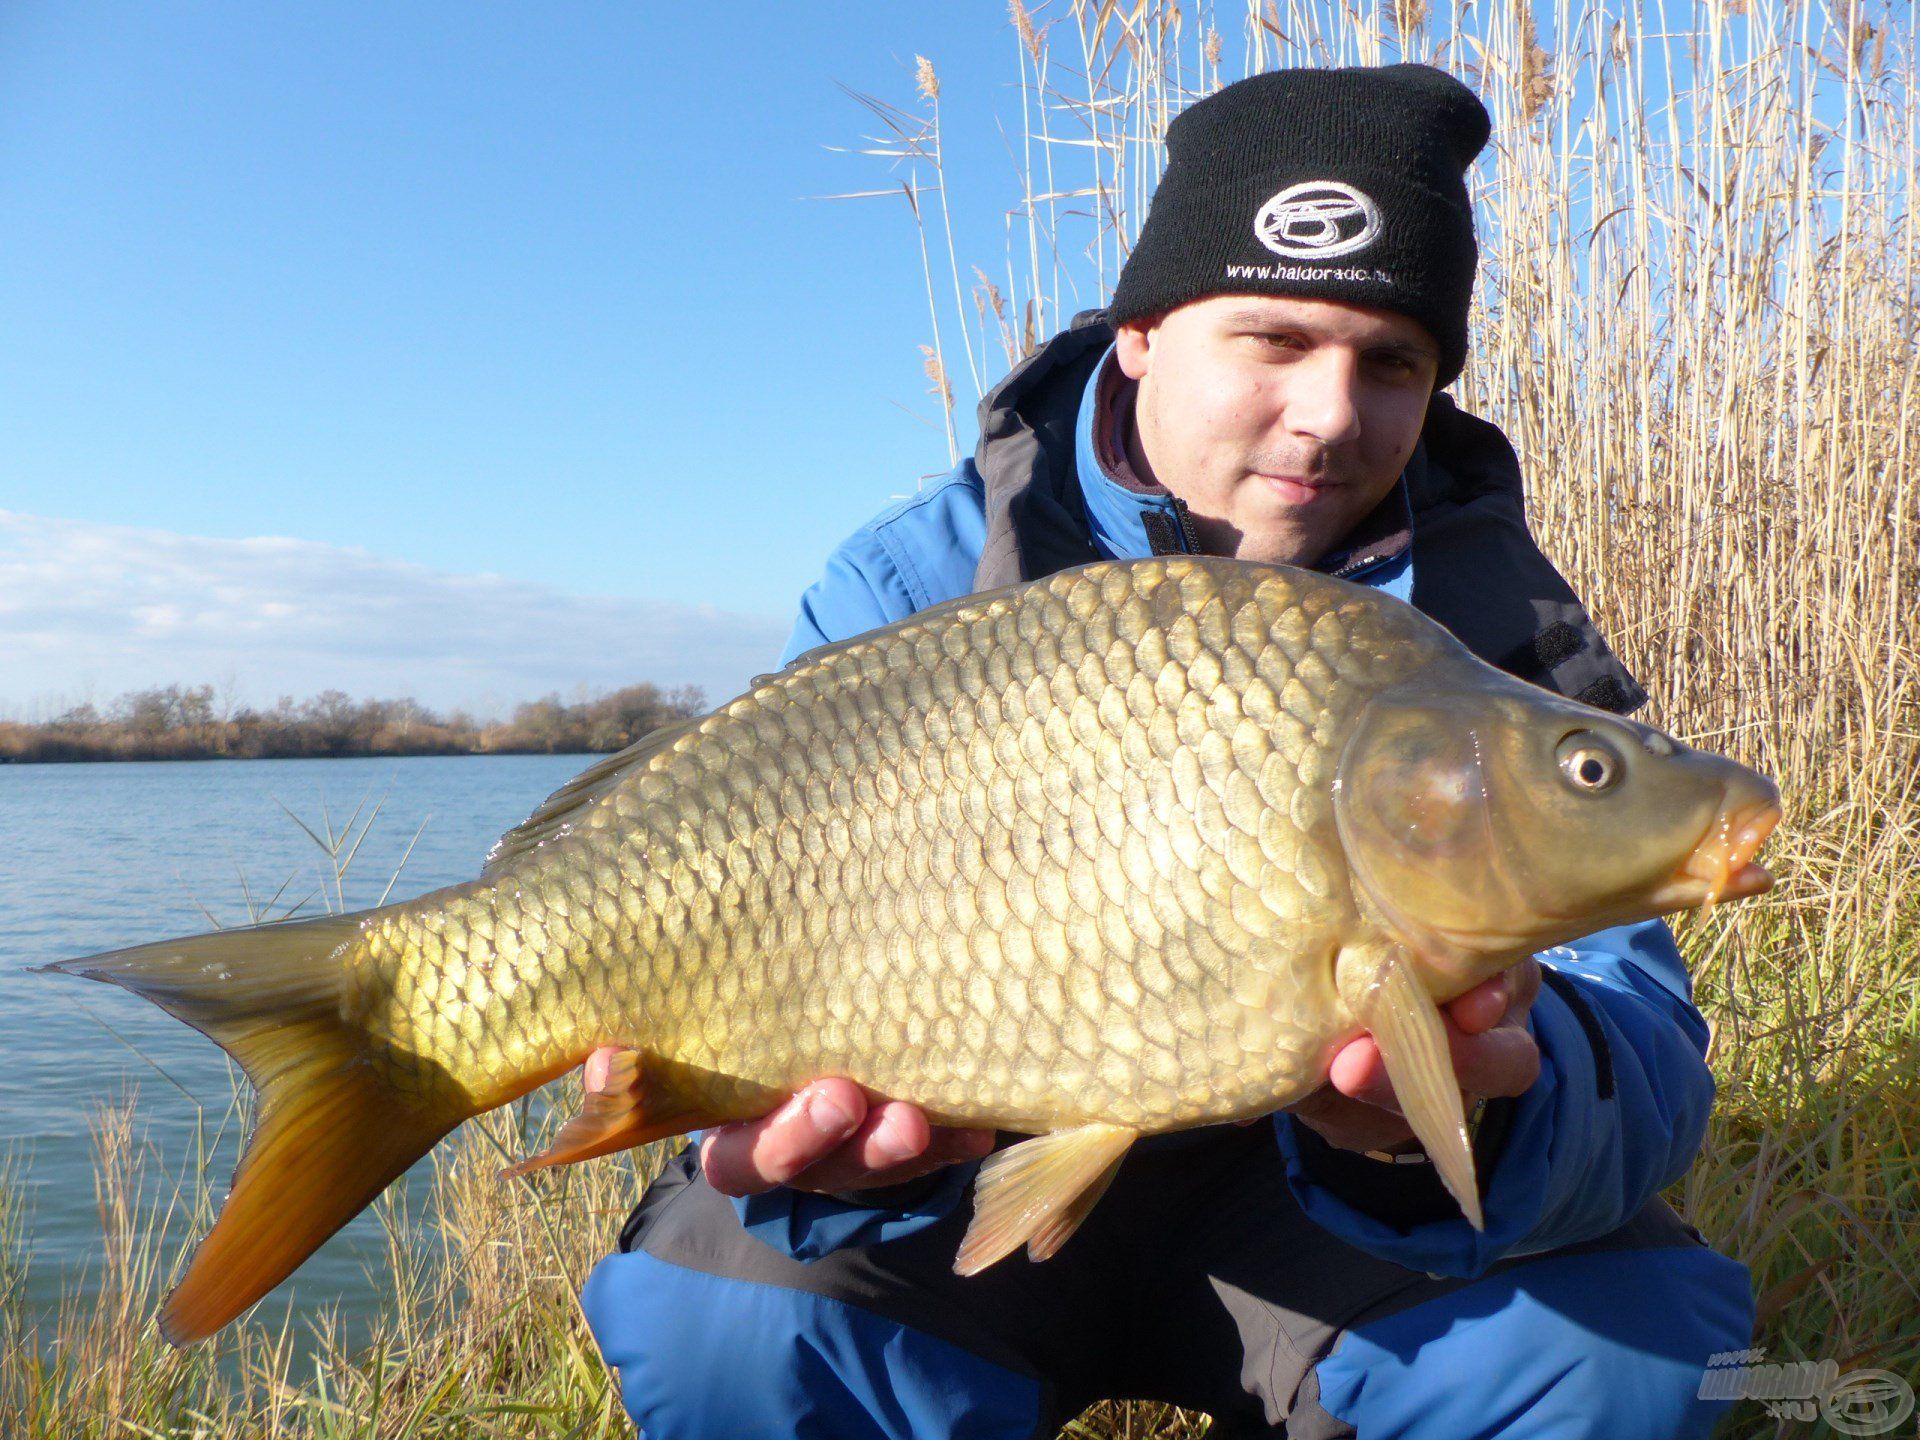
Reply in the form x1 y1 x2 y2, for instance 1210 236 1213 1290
8 3 1915 1435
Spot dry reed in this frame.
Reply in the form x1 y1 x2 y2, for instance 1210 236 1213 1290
7 3 1916 1436
892 1 1920 1430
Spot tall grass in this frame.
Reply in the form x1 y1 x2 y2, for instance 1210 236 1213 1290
8 2 1916 1437
0 1101 649 1437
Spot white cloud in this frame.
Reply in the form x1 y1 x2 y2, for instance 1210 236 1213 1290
0 510 791 719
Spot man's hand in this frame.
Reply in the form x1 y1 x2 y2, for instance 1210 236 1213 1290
1284 959 1544 1154
580 1051 995 1197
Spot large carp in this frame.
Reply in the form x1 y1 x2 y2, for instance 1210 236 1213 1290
46 557 1779 1344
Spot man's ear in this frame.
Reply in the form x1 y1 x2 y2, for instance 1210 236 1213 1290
1113 317 1157 380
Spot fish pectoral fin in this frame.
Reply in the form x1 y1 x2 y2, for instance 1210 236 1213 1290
953 1123 1136 1276
1360 951 1484 1230
503 1049 709 1177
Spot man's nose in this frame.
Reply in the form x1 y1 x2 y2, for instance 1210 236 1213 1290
1282 352 1363 447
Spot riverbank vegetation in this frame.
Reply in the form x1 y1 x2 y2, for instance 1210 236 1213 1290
6 1 1916 1436
0 682 703 763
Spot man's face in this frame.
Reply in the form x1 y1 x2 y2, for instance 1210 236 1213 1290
1113 294 1439 567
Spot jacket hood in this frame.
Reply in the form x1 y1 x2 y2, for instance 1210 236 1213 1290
971 311 1117 592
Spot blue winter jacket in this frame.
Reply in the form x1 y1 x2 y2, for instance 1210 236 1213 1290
735 338 1719 1279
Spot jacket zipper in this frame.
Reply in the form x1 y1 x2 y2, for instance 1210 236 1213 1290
1169 496 1202 554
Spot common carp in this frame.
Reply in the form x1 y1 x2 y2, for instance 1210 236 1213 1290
45 556 1779 1344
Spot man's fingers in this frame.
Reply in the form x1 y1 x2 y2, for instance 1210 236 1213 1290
1447 960 1543 1035
700 1079 867 1196
1452 1020 1541 1100
1327 1033 1394 1109
698 1084 994 1197
789 1101 930 1189
901 1125 998 1176
792 1106 995 1193
1444 977 1505 1035
583 1045 618 1094
1286 1081 1417 1153
1327 1010 1542 1110
1509 957 1543 1016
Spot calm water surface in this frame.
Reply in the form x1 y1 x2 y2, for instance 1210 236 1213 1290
0 754 610 1344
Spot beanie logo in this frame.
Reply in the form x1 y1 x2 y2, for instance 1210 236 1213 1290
1253 181 1382 260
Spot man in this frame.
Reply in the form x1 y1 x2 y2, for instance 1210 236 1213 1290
579 65 1755 1437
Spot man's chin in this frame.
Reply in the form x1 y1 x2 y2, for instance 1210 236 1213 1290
1228 530 1327 569
1227 508 1341 568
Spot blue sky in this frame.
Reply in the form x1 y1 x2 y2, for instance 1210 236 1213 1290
0 2 1050 715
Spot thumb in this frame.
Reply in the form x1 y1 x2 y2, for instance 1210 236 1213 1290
583 1045 620 1094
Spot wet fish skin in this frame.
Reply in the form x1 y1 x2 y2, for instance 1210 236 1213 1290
353 557 1439 1138
44 555 1779 1342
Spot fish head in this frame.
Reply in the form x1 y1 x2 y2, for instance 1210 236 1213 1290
1333 657 1780 990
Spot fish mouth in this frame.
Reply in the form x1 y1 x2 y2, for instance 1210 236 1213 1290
1650 795 1782 910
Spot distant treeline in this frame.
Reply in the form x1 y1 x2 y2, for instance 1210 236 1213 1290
0 682 706 763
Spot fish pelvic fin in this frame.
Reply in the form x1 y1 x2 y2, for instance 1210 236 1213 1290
41 915 466 1345
1358 950 1485 1230
502 1048 714 1177
953 1123 1136 1276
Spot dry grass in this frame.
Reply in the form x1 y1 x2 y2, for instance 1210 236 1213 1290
1 1099 650 1438
7 2 1917 1436
897 0 1920 1430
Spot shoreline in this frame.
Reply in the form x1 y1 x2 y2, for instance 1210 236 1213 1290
0 682 702 768
0 745 619 765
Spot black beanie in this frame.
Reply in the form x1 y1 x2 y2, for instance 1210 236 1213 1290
1108 64 1491 388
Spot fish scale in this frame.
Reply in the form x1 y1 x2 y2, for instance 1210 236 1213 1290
372 563 1359 1137
43 553 1782 1342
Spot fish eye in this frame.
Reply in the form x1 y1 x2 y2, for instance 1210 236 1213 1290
1556 733 1624 794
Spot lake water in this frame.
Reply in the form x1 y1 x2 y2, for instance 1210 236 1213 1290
0 753 610 1344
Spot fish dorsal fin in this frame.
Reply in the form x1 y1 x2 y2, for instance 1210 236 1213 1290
953 1123 1136 1275
479 622 968 878
479 571 1127 879
482 712 708 876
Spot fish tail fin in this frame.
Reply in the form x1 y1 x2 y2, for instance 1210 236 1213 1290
42 914 465 1344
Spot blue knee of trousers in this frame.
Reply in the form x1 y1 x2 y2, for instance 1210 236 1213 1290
582 1249 1044 1439
1313 1244 1756 1440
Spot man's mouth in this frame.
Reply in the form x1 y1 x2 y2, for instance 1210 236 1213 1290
1258 473 1341 504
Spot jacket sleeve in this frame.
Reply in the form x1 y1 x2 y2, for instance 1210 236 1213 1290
777 528 921 667
733 524 983 1259
1269 918 1717 1275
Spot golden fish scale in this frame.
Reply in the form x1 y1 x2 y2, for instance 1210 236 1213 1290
348 558 1445 1134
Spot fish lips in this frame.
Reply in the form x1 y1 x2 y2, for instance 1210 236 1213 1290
1648 796 1782 911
